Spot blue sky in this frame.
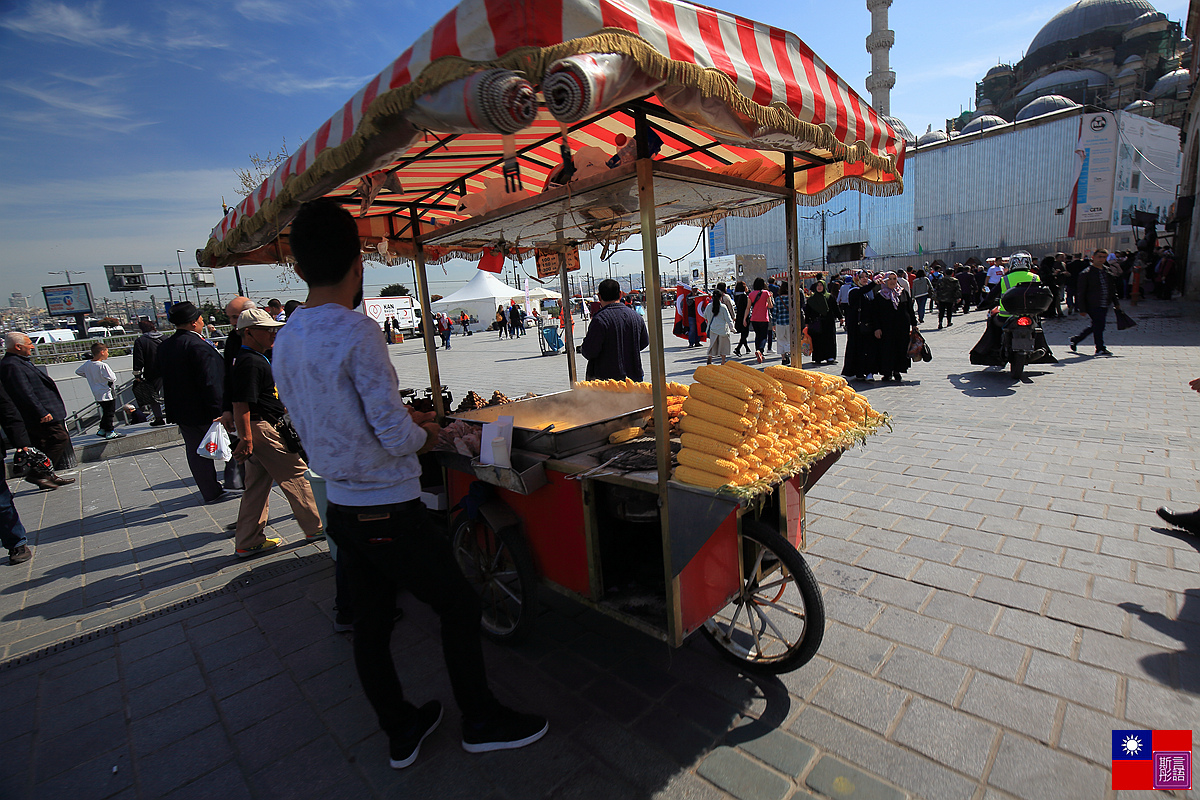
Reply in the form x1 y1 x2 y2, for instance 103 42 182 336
0 0 1187 307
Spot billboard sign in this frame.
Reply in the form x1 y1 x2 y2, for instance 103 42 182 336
361 296 416 332
1111 113 1183 228
104 264 146 292
1074 112 1118 225
191 268 216 287
42 283 95 317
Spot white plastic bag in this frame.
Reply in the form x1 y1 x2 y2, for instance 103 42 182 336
197 420 232 461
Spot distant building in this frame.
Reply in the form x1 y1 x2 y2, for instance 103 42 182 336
950 0 1188 133
8 293 29 309
720 106 1181 272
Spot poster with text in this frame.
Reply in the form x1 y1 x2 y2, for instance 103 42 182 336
1075 113 1119 225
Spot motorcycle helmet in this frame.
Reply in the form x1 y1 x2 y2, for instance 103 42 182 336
1007 251 1033 272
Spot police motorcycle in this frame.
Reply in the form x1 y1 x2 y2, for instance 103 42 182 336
969 252 1056 378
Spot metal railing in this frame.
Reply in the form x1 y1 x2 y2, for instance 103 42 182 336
64 376 141 435
32 326 234 365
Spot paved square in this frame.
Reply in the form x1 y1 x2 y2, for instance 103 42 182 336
2 302 1198 799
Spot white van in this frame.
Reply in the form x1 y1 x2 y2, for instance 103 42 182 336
86 326 126 338
29 329 76 344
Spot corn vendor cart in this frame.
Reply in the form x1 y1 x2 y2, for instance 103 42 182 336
199 0 903 673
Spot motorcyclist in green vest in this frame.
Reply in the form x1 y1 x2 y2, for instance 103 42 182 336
996 252 1040 320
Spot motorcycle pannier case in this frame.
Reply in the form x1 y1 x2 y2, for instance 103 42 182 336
1000 283 1053 315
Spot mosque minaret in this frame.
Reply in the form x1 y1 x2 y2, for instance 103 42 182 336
865 0 896 116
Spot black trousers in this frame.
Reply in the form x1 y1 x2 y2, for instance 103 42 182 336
177 423 224 502
327 500 499 736
99 399 116 432
133 380 164 422
751 320 770 354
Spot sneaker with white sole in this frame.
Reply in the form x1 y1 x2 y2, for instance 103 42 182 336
461 706 548 753
235 537 282 558
390 701 443 769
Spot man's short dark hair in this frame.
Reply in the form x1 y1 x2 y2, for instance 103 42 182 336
598 279 621 302
289 199 361 286
91 341 107 356
267 298 282 309
138 320 156 333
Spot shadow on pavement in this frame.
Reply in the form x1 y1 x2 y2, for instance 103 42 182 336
1121 590 1200 695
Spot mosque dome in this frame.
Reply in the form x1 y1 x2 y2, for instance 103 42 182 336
882 116 916 144
1124 99 1155 115
1127 9 1167 28
985 64 1014 78
1123 54 1144 64
1015 94 1081 120
917 129 950 146
960 115 1008 134
1148 67 1190 98
1017 68 1111 97
1027 0 1157 59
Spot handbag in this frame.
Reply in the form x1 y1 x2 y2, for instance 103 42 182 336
196 420 232 461
12 447 52 478
274 413 308 462
1115 308 1137 330
922 341 933 362
907 331 926 360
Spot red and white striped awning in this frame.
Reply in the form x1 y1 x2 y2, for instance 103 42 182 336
201 0 904 267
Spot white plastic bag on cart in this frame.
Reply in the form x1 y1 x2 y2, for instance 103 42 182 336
196 420 232 461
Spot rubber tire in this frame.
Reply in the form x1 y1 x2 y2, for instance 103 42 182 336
701 520 826 674
1009 351 1025 378
450 511 538 644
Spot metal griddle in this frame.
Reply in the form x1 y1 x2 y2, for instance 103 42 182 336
446 389 653 457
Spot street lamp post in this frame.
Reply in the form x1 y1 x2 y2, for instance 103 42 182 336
799 208 846 274
176 250 191 303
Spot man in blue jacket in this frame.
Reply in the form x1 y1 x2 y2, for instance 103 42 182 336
581 279 649 380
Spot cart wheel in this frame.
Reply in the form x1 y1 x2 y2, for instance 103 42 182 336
451 512 538 643
701 520 825 674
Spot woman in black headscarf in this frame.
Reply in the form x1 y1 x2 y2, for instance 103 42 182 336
804 279 840 365
871 272 919 382
841 272 880 381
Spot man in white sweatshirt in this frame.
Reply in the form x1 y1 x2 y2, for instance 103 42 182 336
273 199 546 772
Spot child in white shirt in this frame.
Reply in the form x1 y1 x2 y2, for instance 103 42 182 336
76 342 123 439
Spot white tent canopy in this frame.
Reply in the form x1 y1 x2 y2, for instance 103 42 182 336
429 269 553 326
432 268 552 328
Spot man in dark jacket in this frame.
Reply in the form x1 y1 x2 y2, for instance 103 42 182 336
1070 250 1120 356
581 279 649 380
132 320 166 426
1 381 36 563
156 302 230 503
955 266 977 314
0 332 77 474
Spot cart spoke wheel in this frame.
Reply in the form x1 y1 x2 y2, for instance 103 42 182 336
701 521 825 674
451 512 538 643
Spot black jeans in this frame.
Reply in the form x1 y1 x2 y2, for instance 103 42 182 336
99 399 116 432
327 500 499 735
751 320 770 354
1076 307 1108 350
938 303 954 326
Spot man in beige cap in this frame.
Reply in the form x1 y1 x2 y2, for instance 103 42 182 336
229 308 323 557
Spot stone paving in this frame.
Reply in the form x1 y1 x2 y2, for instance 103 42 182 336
1 300 1198 800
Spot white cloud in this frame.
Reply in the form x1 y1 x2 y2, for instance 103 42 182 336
234 0 291 24
0 76 155 134
0 0 141 48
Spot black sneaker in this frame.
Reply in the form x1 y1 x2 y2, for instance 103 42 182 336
462 706 548 754
1096 348 1113 356
390 701 442 769
1156 507 1200 536
9 545 32 565
1069 338 1078 352
333 609 354 633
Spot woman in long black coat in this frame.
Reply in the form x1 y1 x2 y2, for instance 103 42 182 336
804 279 840 365
841 273 881 381
871 271 919 382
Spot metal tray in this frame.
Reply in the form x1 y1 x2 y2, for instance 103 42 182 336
447 389 653 458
